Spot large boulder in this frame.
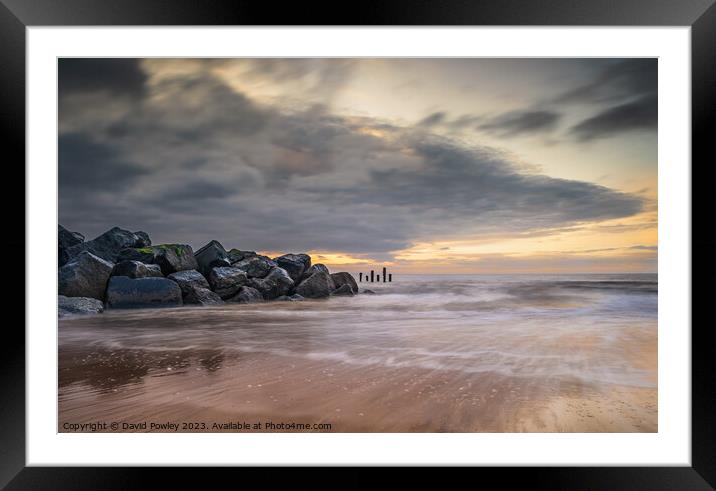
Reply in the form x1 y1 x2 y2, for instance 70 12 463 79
274 253 311 283
133 231 151 247
227 249 257 264
58 251 114 300
64 226 149 263
59 224 84 249
330 272 359 294
331 284 354 296
167 269 210 296
117 244 197 275
167 270 222 305
184 287 223 306
58 295 104 317
208 267 248 299
247 267 294 300
302 263 329 280
117 247 153 264
105 276 183 309
111 260 163 279
231 255 277 278
295 270 335 299
59 225 84 266
228 286 264 304
194 240 230 276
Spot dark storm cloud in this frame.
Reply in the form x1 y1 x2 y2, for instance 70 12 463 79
58 133 148 191
555 59 657 105
58 59 647 255
418 112 447 127
306 138 643 236
222 204 414 254
58 58 148 98
146 73 270 138
415 60 656 142
444 114 483 130
477 110 561 137
569 94 657 141
554 59 657 142
265 110 352 181
158 179 242 204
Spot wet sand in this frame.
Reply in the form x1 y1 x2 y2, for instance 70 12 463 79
59 328 656 433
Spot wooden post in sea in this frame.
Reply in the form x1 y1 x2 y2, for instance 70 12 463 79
382 267 387 282
370 270 375 282
359 272 363 282
389 273 392 282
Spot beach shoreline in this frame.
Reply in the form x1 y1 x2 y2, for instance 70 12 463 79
59 274 657 433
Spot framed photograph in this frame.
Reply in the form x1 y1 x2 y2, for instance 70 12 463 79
6 0 713 486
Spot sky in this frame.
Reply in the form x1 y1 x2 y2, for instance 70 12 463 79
58 58 657 274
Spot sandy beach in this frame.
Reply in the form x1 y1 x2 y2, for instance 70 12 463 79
59 348 656 433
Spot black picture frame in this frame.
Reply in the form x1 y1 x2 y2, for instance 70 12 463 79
3 0 713 487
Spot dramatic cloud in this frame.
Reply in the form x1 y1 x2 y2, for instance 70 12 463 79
59 58 148 98
232 58 356 99
422 59 657 142
555 59 657 105
307 138 644 235
418 112 447 127
570 94 657 141
58 133 148 191
57 59 650 264
477 110 561 137
455 59 659 143
558 59 658 142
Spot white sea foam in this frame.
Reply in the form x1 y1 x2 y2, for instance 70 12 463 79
60 274 657 389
